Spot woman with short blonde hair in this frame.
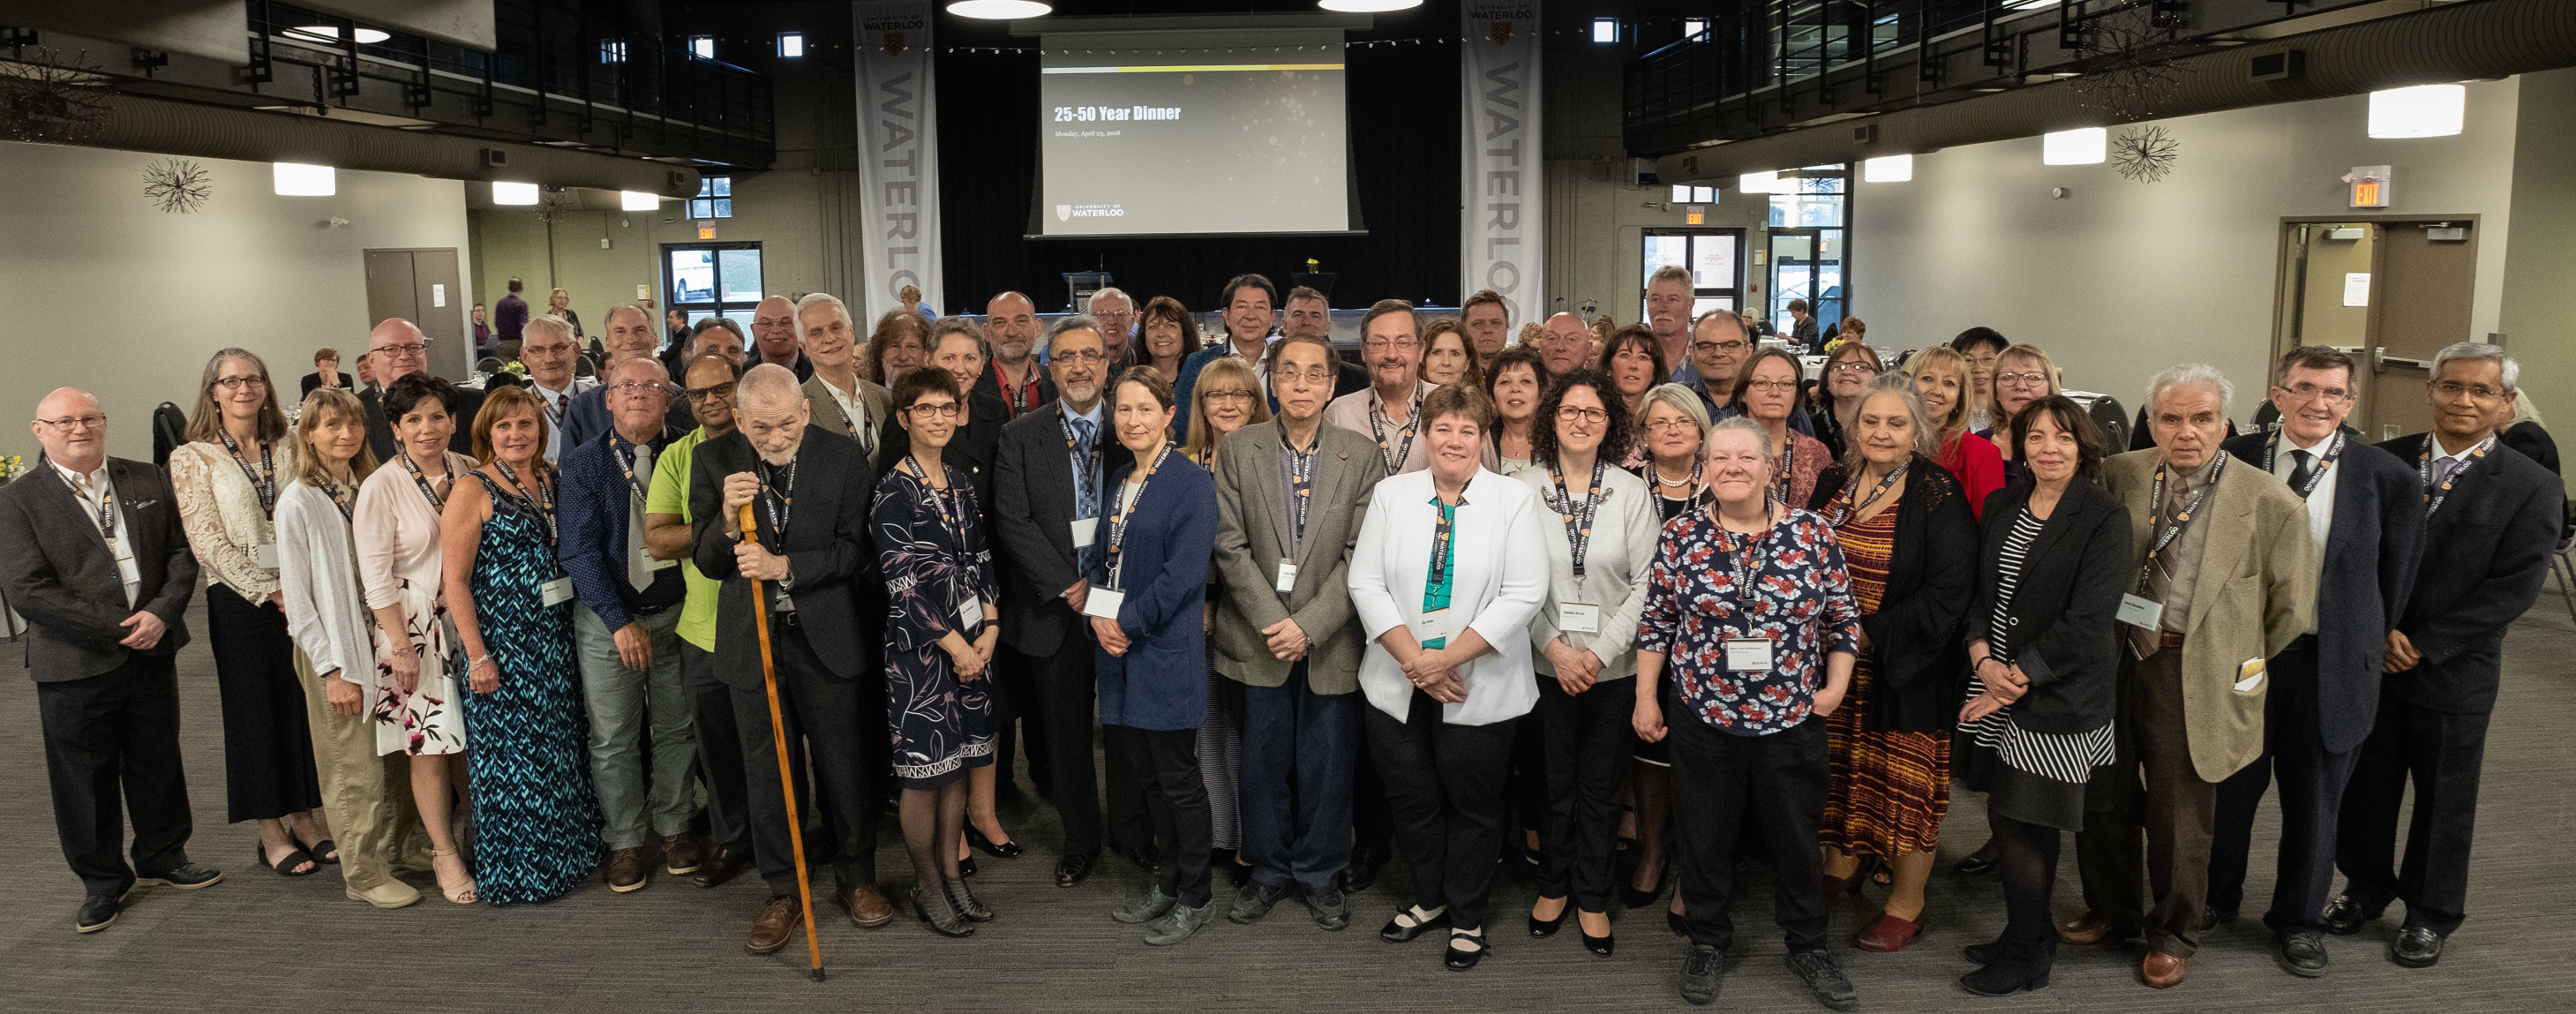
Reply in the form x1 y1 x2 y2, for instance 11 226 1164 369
1906 347 2005 517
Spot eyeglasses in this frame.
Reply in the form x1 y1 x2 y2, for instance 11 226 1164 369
1204 390 1257 404
2275 381 2352 403
373 342 428 358
1690 340 1749 355
1556 406 1608 424
905 402 962 418
1273 368 1333 386
35 414 108 432
211 376 268 391
1827 362 1880 374
1053 349 1108 365
610 381 665 397
2430 379 2505 402
684 382 738 403
1742 379 1799 394
1643 417 1700 433
1995 371 2051 387
1362 339 1421 352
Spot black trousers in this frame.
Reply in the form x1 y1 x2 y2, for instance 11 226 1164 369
2336 687 2491 936
38 654 196 898
731 623 880 896
206 583 323 823
992 643 1052 795
1351 726 1396 863
681 642 751 853
1669 702 1829 955
2208 642 2362 935
1366 689 1519 932
1534 674 1637 913
1123 725 1214 906
1027 641 1143 856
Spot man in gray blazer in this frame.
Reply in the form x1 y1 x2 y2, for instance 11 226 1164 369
793 292 895 461
0 388 222 934
1212 333 1382 929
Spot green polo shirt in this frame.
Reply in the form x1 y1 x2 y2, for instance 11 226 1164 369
647 425 719 651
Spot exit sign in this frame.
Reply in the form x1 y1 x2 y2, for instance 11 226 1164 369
698 224 717 239
2347 165 2391 208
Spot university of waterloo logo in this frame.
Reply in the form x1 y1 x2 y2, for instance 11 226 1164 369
882 32 906 56
1489 20 1513 46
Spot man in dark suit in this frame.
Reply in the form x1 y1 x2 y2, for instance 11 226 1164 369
564 304 695 447
2209 346 2426 978
1 388 222 934
357 318 483 462
690 363 895 954
1175 274 1280 418
993 315 1144 888
2331 342 2564 969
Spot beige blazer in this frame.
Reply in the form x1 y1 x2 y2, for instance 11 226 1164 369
1210 419 1383 694
802 373 894 458
2104 447 2317 781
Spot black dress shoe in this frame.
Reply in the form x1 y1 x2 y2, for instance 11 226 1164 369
958 857 977 878
1055 852 1099 889
137 862 223 890
1380 906 1450 943
2201 904 2238 931
1345 850 1386 894
1964 939 2002 965
2321 894 2377 935
1443 930 1488 971
1582 929 1615 958
966 825 1025 859
74 893 122 934
2391 926 2445 968
1124 843 1161 874
2277 930 2329 977
1952 839 2000 876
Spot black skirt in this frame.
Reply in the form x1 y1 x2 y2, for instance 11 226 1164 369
207 582 324 822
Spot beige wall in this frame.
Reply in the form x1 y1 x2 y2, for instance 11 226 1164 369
2499 68 2576 435
0 141 470 462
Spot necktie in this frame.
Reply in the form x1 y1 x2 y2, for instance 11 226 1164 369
2431 454 2464 492
1071 417 1100 570
626 442 655 590
2129 482 2189 660
2287 448 2314 492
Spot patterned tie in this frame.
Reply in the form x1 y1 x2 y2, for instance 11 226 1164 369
1072 417 1099 569
2287 448 2315 493
2431 454 2464 492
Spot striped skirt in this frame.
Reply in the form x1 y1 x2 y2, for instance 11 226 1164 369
1820 653 1952 858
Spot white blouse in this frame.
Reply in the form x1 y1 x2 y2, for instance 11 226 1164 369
1347 467 1549 726
169 439 297 599
275 477 374 686
353 450 475 612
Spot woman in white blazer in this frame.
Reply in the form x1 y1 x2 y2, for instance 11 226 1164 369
1348 383 1548 973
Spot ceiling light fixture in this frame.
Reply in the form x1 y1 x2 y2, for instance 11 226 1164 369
2042 127 2107 165
945 0 1051 19
2369 84 2466 139
1862 155 1913 183
272 162 335 196
620 191 660 211
1739 170 1781 194
492 181 540 205
1318 0 1423 11
288 26 391 44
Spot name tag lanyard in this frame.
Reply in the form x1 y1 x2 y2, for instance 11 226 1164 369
2263 430 2344 500
609 432 656 505
1370 388 1423 475
908 454 985 626
1103 444 1174 593
492 459 560 556
2137 455 2227 597
757 460 797 552
1825 461 1907 528
55 465 119 549
1713 511 1778 672
2415 434 2493 517
217 430 278 521
397 450 447 511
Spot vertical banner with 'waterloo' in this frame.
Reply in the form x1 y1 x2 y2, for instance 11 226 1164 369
1461 1 1543 325
855 2 944 321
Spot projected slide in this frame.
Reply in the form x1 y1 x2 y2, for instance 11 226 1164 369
1037 51 1350 237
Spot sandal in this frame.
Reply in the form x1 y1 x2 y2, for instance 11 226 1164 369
431 847 477 905
302 837 340 865
259 842 319 877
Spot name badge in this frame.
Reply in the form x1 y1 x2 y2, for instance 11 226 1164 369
254 543 279 569
1083 586 1126 621
1558 603 1602 635
1724 638 1774 672
1416 608 1451 650
641 547 678 571
2234 657 2267 693
1275 560 1298 594
1070 517 1098 550
958 598 984 631
774 591 796 613
540 576 575 607
2117 593 2165 631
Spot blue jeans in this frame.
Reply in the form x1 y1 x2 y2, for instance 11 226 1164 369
1240 662 1358 897
572 606 694 850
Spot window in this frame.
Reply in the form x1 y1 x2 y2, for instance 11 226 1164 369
777 32 806 58
1641 229 1746 322
688 34 715 59
1764 166 1851 336
1682 19 1707 37
689 177 735 220
1670 184 1716 204
600 39 627 64
1591 19 1618 44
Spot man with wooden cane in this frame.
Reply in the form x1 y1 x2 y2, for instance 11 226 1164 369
692 364 894 961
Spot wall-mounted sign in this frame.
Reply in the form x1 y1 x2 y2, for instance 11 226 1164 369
698 225 717 240
2343 272 2370 307
2346 165 2392 208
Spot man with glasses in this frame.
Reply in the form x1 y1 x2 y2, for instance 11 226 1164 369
357 318 484 461
1088 287 1141 376
1324 300 1436 476
519 315 599 466
1177 274 1280 422
2 389 222 933
1678 310 1820 439
644 353 755 890
1536 312 1593 379
749 296 815 382
566 304 689 448
1279 286 1369 400
2208 346 2425 978
2330 342 2561 970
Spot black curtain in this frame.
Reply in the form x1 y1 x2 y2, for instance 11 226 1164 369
931 19 1461 317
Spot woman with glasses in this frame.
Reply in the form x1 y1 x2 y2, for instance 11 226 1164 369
1482 346 1545 477
1181 357 1269 885
1517 369 1656 958
876 367 1003 935
1623 384 1716 919
1974 345 2063 489
1908 346 2006 518
1421 319 1485 391
1811 343 1885 460
1599 324 1670 417
439 386 603 904
1732 347 1835 510
170 349 330 876
1949 327 2009 432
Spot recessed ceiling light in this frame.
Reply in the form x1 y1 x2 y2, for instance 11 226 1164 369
288 26 391 45
1318 0 1423 11
492 182 539 205
946 0 1051 19
2369 84 2466 139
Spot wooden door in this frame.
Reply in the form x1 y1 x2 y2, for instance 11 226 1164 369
2361 222 2478 441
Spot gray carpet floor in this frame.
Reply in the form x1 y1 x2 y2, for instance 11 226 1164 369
4 583 2572 1013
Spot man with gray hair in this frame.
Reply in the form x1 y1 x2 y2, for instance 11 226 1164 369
517 314 598 466
1087 287 1140 375
564 304 689 448
2330 342 2562 969
2065 363 2316 989
793 292 893 461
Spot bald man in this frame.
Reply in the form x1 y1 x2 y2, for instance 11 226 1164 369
750 296 815 382
357 318 484 461
564 304 694 447
1535 312 1593 378
1 388 221 933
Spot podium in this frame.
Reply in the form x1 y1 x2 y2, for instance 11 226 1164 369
1063 272 1111 314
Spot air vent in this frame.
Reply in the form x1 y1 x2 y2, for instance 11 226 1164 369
482 148 509 168
2249 50 2304 82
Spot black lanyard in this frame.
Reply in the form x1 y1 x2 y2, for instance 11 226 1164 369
906 454 970 556
995 361 1042 416
1826 462 1907 528
493 460 557 552
1058 405 1100 508
324 478 357 526
607 432 654 505
2263 429 2344 500
1709 507 1776 621
2138 454 2227 593
2415 434 2494 517
1287 439 1317 542
396 450 447 511
1104 444 1174 590
1428 495 1462 589
1369 388 1423 475
1547 456 1608 580
757 459 797 550
53 463 117 546
217 431 278 519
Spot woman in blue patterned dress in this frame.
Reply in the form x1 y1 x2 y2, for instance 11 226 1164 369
439 385 603 905
875 367 1002 935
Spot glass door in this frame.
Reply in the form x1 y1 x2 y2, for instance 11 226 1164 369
1767 229 1822 337
1640 229 1746 321
663 242 765 339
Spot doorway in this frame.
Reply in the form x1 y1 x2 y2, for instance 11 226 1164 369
2271 216 2479 439
1641 229 1746 321
663 242 766 333
365 248 468 380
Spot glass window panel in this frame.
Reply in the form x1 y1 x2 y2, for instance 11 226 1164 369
687 199 710 219
1692 297 1732 318
1690 236 1735 289
711 177 732 198
713 199 732 218
669 250 717 303
717 249 764 303
1642 236 1688 286
696 178 712 198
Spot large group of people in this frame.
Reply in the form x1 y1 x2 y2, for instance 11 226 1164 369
2 267 2564 1007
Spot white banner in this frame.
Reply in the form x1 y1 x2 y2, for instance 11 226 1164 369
1461 0 1543 326
854 2 944 322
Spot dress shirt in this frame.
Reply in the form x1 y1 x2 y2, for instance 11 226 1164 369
2145 454 2221 635
2428 433 2484 484
1061 400 1107 573
528 377 596 465
816 375 875 457
644 425 720 652
1324 380 1437 476
50 459 139 606
1635 507 1860 737
2272 431 2341 556
559 428 687 633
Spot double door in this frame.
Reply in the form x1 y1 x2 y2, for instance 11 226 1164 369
364 248 468 379
2272 217 2478 439
665 243 766 333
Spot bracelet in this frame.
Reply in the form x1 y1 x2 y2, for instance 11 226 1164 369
469 654 493 668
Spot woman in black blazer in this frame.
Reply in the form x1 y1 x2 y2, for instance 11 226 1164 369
1952 394 2132 996
1803 374 1978 953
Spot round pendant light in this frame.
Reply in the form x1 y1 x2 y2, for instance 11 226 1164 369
946 0 1052 19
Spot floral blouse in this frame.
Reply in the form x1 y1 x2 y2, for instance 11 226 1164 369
1636 506 1860 737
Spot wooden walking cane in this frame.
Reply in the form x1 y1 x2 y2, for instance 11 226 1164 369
741 500 826 981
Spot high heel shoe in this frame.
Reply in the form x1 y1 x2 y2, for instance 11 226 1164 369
1623 865 1669 909
912 886 974 937
1528 898 1568 937
1583 930 1616 958
958 857 977 878
944 875 994 922
966 825 1025 860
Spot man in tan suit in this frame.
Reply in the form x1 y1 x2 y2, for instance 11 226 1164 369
794 292 894 461
2064 364 2315 989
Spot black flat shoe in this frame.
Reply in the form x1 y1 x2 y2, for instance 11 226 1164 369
1624 866 1669 909
1669 910 1689 937
966 825 1024 860
1528 899 1567 937
1583 930 1615 958
1381 906 1450 943
1444 929 1488 971
1953 840 2000 876
1055 852 1098 889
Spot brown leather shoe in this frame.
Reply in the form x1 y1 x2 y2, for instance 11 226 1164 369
844 884 897 929
607 847 649 893
2059 913 2122 945
663 833 704 875
747 896 800 955
2139 950 2189 988
692 846 747 889
1852 910 1927 952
